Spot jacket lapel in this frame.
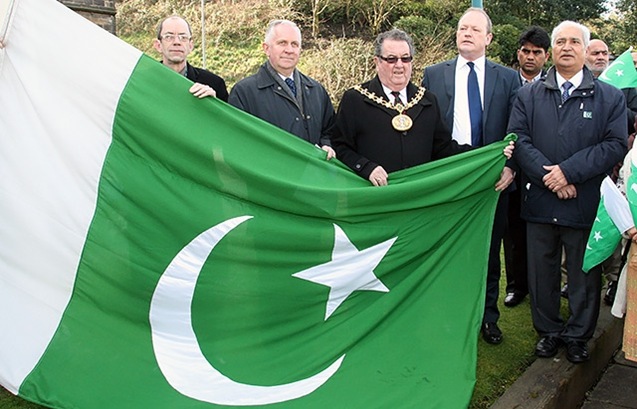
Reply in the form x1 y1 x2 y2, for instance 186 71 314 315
483 60 498 125
443 59 457 125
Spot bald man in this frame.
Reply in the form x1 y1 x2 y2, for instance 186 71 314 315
586 38 637 134
154 15 228 102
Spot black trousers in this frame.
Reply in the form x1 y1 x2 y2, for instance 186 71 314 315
483 193 509 324
504 183 528 296
526 222 602 341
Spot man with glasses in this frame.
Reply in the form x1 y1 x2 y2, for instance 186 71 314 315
330 29 514 186
422 8 520 345
229 20 335 159
153 15 228 102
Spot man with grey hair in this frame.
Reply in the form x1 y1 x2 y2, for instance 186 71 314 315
229 20 335 159
153 15 228 101
509 21 627 363
331 29 513 185
422 7 520 346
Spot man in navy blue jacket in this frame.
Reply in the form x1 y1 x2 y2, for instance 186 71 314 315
422 7 520 345
508 21 627 364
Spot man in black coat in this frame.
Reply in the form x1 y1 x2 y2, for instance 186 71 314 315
331 28 514 188
154 16 228 102
229 20 335 159
509 21 627 364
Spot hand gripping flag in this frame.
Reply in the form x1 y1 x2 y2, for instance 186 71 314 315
583 177 633 272
599 48 637 89
0 0 511 408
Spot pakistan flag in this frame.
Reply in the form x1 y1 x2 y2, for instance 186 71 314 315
0 0 508 408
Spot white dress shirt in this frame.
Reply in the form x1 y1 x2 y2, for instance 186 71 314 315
381 84 407 105
453 55 486 145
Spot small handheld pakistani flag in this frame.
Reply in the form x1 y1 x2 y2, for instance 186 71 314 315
627 154 637 228
583 177 633 272
598 48 637 89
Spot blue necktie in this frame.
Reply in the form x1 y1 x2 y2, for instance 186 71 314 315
467 62 483 147
562 81 572 103
284 77 297 97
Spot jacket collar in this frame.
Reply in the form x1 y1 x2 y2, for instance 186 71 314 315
255 62 315 90
543 65 595 91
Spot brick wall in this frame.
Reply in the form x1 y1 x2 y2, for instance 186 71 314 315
58 0 116 34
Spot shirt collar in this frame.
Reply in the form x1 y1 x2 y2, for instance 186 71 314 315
519 70 542 85
457 55 486 72
381 84 407 103
556 69 584 90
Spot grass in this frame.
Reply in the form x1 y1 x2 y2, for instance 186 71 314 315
0 270 548 409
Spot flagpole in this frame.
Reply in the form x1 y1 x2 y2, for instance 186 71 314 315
201 0 206 69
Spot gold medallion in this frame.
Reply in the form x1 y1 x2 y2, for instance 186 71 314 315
392 114 413 131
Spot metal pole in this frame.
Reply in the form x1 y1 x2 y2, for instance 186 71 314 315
471 0 483 8
201 0 206 69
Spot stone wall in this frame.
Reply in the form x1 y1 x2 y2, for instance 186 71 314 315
58 0 116 34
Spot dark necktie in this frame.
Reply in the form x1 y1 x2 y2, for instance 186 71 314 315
391 91 403 106
284 77 297 97
467 61 483 147
562 81 572 103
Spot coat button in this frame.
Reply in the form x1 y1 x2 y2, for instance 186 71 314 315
553 217 558 223
355 164 361 169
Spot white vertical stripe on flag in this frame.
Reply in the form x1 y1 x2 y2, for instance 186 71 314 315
601 176 633 234
0 0 141 392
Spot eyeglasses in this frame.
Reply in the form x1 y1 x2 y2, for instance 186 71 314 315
378 55 413 64
160 33 191 43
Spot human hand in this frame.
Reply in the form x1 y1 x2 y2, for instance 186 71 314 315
556 184 577 199
368 166 388 186
189 82 217 98
495 166 515 191
542 165 568 192
321 145 336 160
503 141 515 159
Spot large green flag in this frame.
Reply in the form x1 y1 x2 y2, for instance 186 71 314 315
599 48 637 89
0 0 508 408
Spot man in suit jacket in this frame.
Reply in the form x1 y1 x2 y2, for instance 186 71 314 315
503 26 551 309
154 15 228 102
422 7 520 345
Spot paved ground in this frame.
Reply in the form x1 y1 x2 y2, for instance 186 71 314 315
491 302 628 409
580 350 637 409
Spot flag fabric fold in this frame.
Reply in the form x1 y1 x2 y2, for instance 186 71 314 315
599 48 637 89
583 177 633 272
1 0 509 408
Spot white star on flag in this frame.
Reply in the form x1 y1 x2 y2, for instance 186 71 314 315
593 231 603 241
292 224 397 320
616 69 625 77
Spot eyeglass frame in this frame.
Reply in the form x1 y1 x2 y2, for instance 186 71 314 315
159 33 192 43
377 55 413 64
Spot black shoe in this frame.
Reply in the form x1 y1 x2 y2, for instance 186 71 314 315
566 341 589 363
561 284 568 299
504 292 526 307
604 280 618 306
481 322 503 344
535 336 563 358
